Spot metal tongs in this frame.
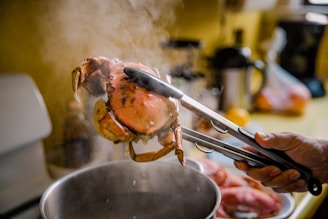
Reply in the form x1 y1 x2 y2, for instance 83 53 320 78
124 67 322 196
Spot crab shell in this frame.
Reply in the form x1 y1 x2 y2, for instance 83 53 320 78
108 61 179 136
72 57 184 164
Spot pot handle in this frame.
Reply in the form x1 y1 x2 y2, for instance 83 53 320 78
250 60 267 100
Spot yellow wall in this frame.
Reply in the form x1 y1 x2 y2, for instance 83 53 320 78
167 0 263 57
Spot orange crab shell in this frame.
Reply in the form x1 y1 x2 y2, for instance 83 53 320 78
107 62 179 136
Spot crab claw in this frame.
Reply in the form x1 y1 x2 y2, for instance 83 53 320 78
72 56 111 101
72 68 82 101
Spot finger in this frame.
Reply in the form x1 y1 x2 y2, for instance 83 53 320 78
272 179 307 193
242 165 282 182
254 132 276 149
240 145 260 154
255 132 299 151
234 161 250 172
261 169 301 188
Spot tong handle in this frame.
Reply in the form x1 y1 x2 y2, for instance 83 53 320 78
183 126 321 195
237 127 322 196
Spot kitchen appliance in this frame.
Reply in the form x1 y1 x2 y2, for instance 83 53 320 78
40 160 220 219
278 20 327 97
124 67 322 196
0 74 52 218
209 46 266 112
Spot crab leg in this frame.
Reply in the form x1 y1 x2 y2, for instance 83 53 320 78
173 120 184 164
128 142 176 162
129 123 184 165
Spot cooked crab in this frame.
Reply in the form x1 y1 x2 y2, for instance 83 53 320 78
72 56 184 164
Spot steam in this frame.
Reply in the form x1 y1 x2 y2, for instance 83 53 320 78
38 0 182 73
37 0 183 148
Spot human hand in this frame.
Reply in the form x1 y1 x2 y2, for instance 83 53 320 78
235 132 328 193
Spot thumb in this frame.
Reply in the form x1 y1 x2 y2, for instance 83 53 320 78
255 132 272 149
255 132 291 151
255 132 297 151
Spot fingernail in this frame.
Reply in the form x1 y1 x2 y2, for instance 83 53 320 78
289 171 301 181
270 167 282 177
257 132 269 140
235 162 248 171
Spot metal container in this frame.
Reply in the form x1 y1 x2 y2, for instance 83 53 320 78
209 47 266 111
40 160 220 219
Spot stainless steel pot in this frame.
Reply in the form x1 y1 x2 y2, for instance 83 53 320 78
40 160 220 219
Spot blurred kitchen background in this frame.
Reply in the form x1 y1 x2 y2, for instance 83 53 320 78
1 0 328 218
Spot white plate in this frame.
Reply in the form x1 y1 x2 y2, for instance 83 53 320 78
219 193 295 219
270 193 295 219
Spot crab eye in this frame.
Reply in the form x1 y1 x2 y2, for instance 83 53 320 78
82 69 106 96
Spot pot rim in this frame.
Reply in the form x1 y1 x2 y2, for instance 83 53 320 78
40 160 221 219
